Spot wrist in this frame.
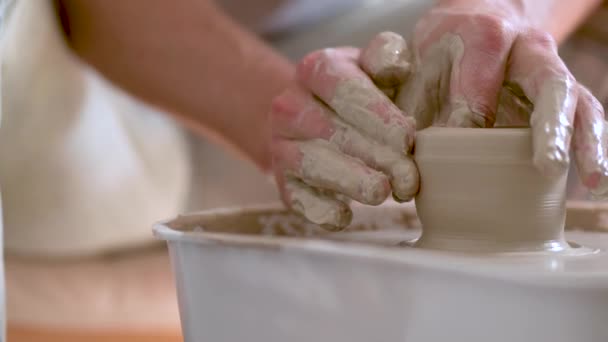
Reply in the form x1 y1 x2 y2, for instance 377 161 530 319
434 0 600 42
435 0 543 26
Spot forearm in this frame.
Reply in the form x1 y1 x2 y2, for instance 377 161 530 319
58 0 294 171
437 0 602 43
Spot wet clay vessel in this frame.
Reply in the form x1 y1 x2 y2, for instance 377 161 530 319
414 127 569 252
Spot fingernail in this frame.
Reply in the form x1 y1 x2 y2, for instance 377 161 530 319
533 150 570 178
320 223 346 232
392 192 412 203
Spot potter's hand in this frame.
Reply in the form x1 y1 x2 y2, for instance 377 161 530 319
270 33 418 229
395 1 608 196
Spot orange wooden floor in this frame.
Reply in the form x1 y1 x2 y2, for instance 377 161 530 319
8 324 183 342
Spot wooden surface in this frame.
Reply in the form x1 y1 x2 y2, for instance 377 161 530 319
8 324 182 342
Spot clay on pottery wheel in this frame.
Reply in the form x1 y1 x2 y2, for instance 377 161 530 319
414 127 569 253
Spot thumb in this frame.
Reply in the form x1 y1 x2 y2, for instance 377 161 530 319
359 31 412 88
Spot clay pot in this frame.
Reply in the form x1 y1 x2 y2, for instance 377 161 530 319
414 127 569 253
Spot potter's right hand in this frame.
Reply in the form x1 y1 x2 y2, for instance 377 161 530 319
269 33 418 229
395 0 608 197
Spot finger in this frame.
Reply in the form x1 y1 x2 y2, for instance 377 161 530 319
285 178 352 229
328 119 419 201
572 85 608 197
296 48 415 154
271 87 419 200
273 139 391 205
359 31 411 87
270 85 335 140
381 87 396 100
446 23 513 128
507 31 578 177
394 36 450 129
495 81 533 127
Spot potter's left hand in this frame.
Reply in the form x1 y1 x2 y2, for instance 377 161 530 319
393 0 608 197
269 32 418 229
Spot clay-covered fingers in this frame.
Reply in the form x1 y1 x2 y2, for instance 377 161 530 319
445 16 514 128
572 85 608 197
270 45 420 229
296 47 416 154
394 14 515 129
394 45 443 130
507 31 578 177
284 178 352 230
271 86 418 202
274 139 391 205
327 118 419 201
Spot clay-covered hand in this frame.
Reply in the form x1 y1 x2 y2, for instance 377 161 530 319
395 1 608 196
269 32 418 230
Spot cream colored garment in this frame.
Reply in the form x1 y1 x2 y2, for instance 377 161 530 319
0 0 190 257
0 0 369 258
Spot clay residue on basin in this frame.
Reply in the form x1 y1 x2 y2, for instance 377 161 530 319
165 202 420 243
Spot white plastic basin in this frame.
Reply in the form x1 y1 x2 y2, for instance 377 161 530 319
154 202 608 342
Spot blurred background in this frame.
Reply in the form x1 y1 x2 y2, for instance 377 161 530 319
2 0 607 341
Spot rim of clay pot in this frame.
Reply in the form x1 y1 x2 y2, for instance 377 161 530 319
414 127 532 162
